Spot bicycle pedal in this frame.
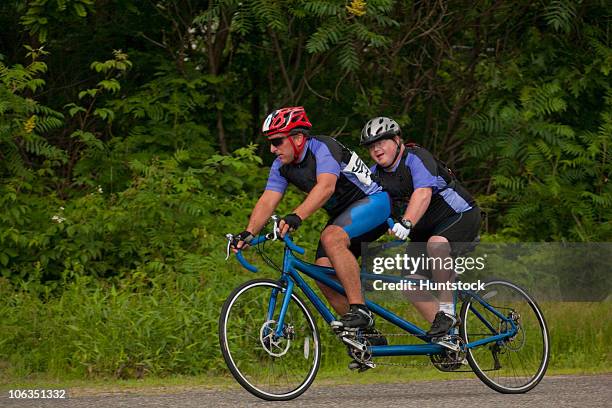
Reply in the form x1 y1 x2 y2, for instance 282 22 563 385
348 360 361 370
331 321 359 335
331 321 355 334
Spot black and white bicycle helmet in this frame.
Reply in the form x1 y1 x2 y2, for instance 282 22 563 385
360 117 401 146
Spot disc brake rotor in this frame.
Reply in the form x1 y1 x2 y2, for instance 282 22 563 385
260 320 291 357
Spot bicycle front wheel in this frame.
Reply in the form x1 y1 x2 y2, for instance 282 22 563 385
460 279 550 393
219 279 321 401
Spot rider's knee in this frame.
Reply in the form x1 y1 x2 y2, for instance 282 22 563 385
427 236 451 258
320 226 348 250
315 257 332 267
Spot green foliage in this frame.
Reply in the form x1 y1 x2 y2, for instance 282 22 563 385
20 0 94 43
0 48 67 183
0 271 242 377
462 19 612 241
82 61 232 192
304 0 395 71
0 146 265 284
544 0 577 34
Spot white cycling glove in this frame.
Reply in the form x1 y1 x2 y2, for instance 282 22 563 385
391 222 411 240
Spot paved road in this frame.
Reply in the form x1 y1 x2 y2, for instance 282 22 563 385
1 375 610 408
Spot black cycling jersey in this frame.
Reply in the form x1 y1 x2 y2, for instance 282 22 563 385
371 144 476 228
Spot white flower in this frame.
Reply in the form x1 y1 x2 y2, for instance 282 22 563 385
97 185 103 193
51 215 66 223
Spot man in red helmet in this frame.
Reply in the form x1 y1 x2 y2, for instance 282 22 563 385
232 106 391 333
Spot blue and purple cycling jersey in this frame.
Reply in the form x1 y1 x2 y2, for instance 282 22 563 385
265 136 383 217
264 136 391 256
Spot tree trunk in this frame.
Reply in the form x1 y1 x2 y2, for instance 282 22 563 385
217 110 228 155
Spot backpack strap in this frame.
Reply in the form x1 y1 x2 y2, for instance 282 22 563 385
404 143 457 191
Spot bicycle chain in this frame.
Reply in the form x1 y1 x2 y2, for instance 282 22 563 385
355 331 456 369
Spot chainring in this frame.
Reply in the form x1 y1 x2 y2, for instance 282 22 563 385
429 335 467 372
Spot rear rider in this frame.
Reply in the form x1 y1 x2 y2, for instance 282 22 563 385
361 117 481 337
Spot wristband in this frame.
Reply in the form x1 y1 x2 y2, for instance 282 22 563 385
400 218 413 229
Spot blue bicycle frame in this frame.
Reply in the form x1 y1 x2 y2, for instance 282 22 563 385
236 233 518 357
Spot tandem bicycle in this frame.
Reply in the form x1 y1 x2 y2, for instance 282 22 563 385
219 216 550 401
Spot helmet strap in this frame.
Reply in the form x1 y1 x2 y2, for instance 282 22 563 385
382 139 402 170
288 134 308 164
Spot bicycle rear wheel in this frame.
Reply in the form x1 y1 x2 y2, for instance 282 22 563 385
219 279 320 401
460 279 550 393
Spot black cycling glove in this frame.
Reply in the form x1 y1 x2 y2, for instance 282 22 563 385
282 213 302 231
232 230 254 248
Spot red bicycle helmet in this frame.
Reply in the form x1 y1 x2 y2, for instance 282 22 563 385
262 106 312 138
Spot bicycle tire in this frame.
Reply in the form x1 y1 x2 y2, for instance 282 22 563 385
460 279 550 393
219 278 321 401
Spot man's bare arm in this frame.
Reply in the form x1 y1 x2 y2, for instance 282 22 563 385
245 190 284 235
403 187 432 225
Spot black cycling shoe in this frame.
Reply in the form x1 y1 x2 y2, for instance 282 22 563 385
348 359 375 372
348 360 362 370
340 304 374 329
427 311 459 337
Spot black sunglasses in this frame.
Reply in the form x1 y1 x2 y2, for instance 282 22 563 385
270 137 287 147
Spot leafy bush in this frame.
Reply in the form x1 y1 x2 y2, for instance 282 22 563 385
1 145 267 284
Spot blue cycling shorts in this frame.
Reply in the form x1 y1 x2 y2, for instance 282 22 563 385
315 191 391 260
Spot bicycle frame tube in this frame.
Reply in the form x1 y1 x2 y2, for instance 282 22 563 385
266 288 280 322
290 256 429 336
459 291 518 349
274 279 295 338
266 245 515 355
277 249 447 356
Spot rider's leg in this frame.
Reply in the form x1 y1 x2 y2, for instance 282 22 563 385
320 225 364 305
402 273 439 323
321 192 390 328
426 235 461 337
428 236 454 306
400 240 439 323
321 225 375 329
314 256 350 315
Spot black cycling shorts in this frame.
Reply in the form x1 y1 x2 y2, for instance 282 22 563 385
410 206 482 253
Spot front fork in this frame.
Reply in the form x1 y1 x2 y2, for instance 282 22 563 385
264 279 295 339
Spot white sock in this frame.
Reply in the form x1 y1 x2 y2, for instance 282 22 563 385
439 302 455 315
